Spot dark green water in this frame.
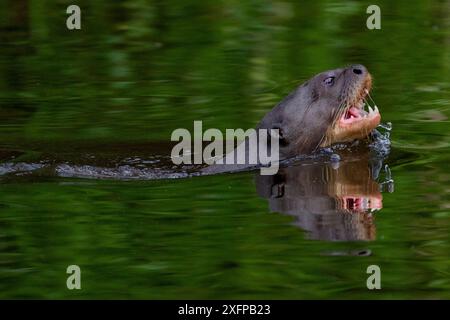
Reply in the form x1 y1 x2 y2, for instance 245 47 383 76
0 0 449 299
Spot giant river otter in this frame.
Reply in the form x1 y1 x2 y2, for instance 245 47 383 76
258 64 380 158
204 64 381 174
0 65 383 180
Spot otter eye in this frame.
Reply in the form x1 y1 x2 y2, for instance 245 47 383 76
323 76 335 86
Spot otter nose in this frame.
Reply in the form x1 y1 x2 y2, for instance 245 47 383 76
351 64 366 75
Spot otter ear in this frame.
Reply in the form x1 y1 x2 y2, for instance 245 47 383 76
269 123 287 146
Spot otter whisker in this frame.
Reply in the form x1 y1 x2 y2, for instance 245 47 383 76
365 90 377 108
331 102 348 127
363 97 371 109
320 101 347 149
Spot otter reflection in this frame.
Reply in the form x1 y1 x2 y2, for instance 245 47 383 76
256 152 387 241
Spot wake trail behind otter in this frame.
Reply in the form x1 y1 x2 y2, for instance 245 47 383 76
0 124 392 181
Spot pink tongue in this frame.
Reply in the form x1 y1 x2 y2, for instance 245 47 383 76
348 106 360 117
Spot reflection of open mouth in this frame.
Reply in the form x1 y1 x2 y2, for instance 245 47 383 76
340 195 383 212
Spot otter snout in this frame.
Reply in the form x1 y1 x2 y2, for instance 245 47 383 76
350 64 368 76
346 64 372 94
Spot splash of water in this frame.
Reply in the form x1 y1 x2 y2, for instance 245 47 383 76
369 122 392 157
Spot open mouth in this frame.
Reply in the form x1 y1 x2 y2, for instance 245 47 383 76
340 88 380 126
322 71 382 147
341 195 382 212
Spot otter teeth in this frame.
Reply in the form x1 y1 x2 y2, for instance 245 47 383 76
350 98 379 119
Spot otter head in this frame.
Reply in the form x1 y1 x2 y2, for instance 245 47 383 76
319 64 381 147
258 64 381 159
